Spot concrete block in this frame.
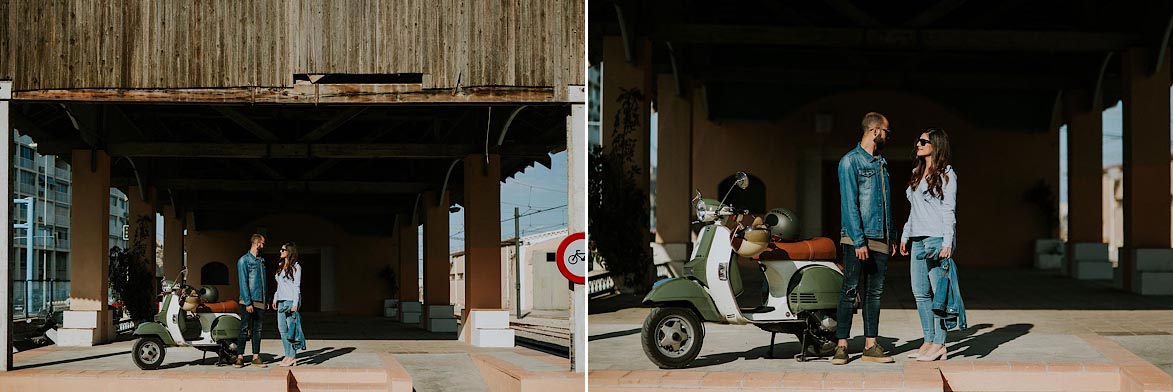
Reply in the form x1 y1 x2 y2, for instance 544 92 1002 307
55 328 98 346
399 301 422 312
467 310 509 330
384 307 399 318
470 328 515 348
1133 248 1173 271
384 299 400 308
1074 261 1113 280
1034 239 1064 255
63 310 98 329
1034 254 1063 270
426 318 460 333
425 305 456 319
1071 242 1109 260
1134 272 1173 295
400 311 421 324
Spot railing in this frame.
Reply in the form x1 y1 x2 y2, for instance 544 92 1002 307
56 239 70 250
12 280 70 320
55 168 71 181
16 157 34 170
54 191 70 202
17 183 36 195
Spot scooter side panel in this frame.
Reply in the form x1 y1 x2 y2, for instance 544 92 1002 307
211 314 241 341
642 278 723 322
788 265 844 314
683 227 716 286
133 322 176 346
704 226 748 324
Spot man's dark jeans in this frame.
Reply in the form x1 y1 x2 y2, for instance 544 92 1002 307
237 303 265 356
835 245 888 340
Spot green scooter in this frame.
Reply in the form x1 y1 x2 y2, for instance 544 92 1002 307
130 268 242 369
641 172 849 368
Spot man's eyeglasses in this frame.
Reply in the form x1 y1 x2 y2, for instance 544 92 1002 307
916 138 932 146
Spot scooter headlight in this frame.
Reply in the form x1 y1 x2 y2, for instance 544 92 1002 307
695 199 708 221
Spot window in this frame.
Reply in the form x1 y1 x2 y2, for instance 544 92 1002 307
19 146 33 160
201 262 230 285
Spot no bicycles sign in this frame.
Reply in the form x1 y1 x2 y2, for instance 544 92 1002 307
556 232 586 284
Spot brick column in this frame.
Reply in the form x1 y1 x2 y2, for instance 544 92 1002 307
462 154 502 320
421 190 456 332
1120 47 1173 294
59 149 113 346
1064 88 1110 279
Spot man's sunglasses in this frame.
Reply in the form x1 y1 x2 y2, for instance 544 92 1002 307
916 138 932 146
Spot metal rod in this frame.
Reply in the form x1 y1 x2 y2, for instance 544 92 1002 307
514 207 522 320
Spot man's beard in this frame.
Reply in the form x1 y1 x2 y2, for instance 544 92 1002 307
873 134 887 151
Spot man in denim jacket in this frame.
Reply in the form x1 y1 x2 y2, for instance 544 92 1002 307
234 234 269 368
831 112 897 365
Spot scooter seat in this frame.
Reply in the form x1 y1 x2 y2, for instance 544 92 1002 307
196 300 238 313
754 237 837 261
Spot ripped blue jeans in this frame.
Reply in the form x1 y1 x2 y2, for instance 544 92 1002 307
910 237 948 344
835 245 888 339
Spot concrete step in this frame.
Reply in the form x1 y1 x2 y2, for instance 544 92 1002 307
290 368 389 384
295 382 388 392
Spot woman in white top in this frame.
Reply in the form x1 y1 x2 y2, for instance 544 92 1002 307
272 242 305 367
898 128 958 362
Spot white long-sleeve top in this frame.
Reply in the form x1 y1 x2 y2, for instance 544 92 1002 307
901 165 958 249
273 262 302 308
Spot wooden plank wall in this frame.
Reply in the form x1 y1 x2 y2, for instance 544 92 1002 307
4 0 584 100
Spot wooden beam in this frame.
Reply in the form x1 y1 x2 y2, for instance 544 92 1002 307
105 142 554 159
115 178 432 194
904 0 969 28
195 200 408 214
13 86 560 104
213 107 281 142
190 124 285 180
298 107 368 142
824 0 884 28
696 67 1074 90
652 25 1140 52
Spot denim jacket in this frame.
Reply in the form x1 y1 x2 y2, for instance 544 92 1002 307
277 300 306 351
921 238 967 330
838 144 894 246
237 252 268 306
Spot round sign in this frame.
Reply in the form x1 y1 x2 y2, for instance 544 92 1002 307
556 232 587 284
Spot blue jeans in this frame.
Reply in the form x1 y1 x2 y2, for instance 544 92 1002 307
910 237 947 344
836 245 888 340
276 300 298 359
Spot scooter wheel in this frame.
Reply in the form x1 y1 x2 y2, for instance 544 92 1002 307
132 337 167 370
642 307 704 369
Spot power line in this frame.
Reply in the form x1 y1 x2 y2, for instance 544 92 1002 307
508 180 567 194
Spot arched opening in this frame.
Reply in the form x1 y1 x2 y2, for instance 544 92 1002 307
717 173 767 214
200 262 229 285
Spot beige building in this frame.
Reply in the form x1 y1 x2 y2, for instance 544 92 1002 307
450 229 571 316
1100 160 1173 264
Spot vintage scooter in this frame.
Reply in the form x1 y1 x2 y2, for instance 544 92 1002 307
641 172 849 368
130 268 242 370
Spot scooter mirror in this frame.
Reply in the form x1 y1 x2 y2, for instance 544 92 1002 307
734 172 749 190
693 189 702 202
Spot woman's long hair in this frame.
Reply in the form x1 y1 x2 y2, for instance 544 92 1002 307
908 128 952 200
280 242 299 280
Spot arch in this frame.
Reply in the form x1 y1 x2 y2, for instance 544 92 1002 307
717 174 766 214
201 262 230 285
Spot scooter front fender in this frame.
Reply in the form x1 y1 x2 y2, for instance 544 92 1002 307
642 278 723 322
133 322 176 346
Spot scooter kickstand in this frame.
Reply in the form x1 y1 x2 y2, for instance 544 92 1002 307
767 332 777 359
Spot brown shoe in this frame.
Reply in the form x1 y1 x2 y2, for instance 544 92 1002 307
830 346 849 365
861 344 895 363
233 356 244 368
252 355 268 368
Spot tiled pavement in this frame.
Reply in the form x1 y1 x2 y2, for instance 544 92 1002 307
589 266 1173 390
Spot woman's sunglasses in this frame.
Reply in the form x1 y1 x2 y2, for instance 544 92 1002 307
916 138 932 146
